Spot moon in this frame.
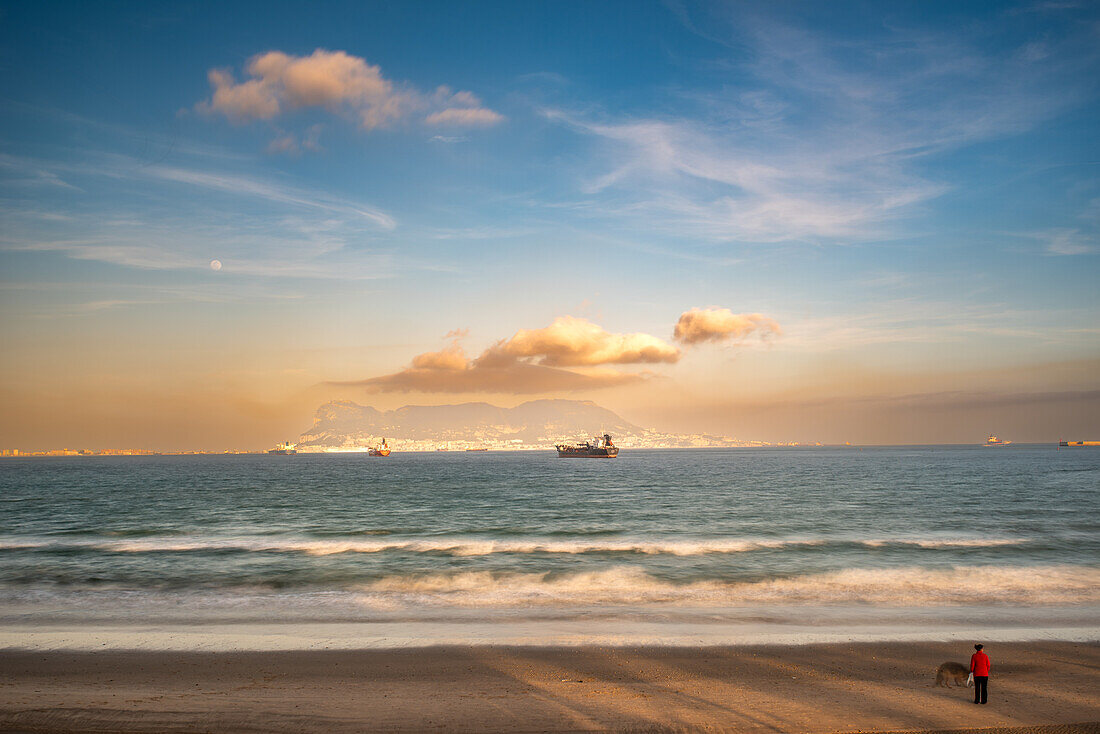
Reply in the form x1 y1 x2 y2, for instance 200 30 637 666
210 259 222 271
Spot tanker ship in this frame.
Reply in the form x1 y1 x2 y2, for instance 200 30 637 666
556 434 619 458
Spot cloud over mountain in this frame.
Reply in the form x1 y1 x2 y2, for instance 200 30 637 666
336 317 676 394
344 357 645 394
673 308 781 345
199 49 503 131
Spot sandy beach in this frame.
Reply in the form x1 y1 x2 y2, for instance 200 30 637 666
1 641 1097 732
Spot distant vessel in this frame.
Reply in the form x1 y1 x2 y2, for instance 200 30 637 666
368 438 391 457
1060 440 1100 447
556 434 619 458
984 434 1011 447
465 447 489 452
268 442 297 455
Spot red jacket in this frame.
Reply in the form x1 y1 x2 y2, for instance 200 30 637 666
970 651 991 676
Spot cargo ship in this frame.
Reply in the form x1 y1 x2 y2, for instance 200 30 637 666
268 442 297 455
556 434 619 458
983 434 1011 447
1059 440 1100 447
368 438 391 457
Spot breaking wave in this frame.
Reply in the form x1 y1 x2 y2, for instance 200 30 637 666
351 565 1100 608
0 535 1032 556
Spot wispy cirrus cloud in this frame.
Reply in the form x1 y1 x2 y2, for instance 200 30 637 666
424 107 503 126
0 153 81 191
1 150 395 229
9 234 394 279
1034 228 1096 256
2 207 403 280
9 238 198 271
428 135 469 144
0 151 400 278
545 9 1097 245
266 124 323 156
543 106 937 244
142 164 395 229
2 280 306 319
777 299 1100 351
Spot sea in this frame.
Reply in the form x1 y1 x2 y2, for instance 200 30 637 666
1 446 1098 650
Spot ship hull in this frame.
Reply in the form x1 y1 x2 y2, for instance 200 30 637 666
556 448 618 458
368 449 391 457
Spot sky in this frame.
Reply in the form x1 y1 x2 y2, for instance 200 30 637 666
1 0 1098 449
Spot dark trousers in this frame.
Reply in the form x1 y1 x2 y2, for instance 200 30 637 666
974 676 988 704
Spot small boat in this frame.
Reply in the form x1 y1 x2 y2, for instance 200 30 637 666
556 433 619 458
368 438 391 457
268 441 297 455
984 434 1011 447
465 447 489 452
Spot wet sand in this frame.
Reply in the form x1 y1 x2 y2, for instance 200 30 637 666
1 641 1097 732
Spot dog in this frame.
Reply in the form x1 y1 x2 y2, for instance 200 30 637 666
935 661 972 687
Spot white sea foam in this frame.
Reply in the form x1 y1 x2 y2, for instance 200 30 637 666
861 538 1026 548
1 566 1097 629
0 535 1032 556
351 565 1100 608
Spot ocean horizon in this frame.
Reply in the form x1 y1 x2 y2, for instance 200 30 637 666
2 442 1084 456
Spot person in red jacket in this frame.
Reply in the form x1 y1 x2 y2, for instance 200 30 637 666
970 644 991 704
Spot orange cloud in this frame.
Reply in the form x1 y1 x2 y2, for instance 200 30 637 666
199 49 502 131
205 69 281 120
410 342 469 371
500 316 680 366
673 307 781 345
337 317 674 394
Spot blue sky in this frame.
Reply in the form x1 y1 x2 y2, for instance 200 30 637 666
1 0 1098 448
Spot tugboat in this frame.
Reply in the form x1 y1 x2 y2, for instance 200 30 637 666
984 434 1011 447
268 441 297 455
368 438 391 457
556 434 619 458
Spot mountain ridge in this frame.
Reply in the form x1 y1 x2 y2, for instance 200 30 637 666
298 398 643 448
